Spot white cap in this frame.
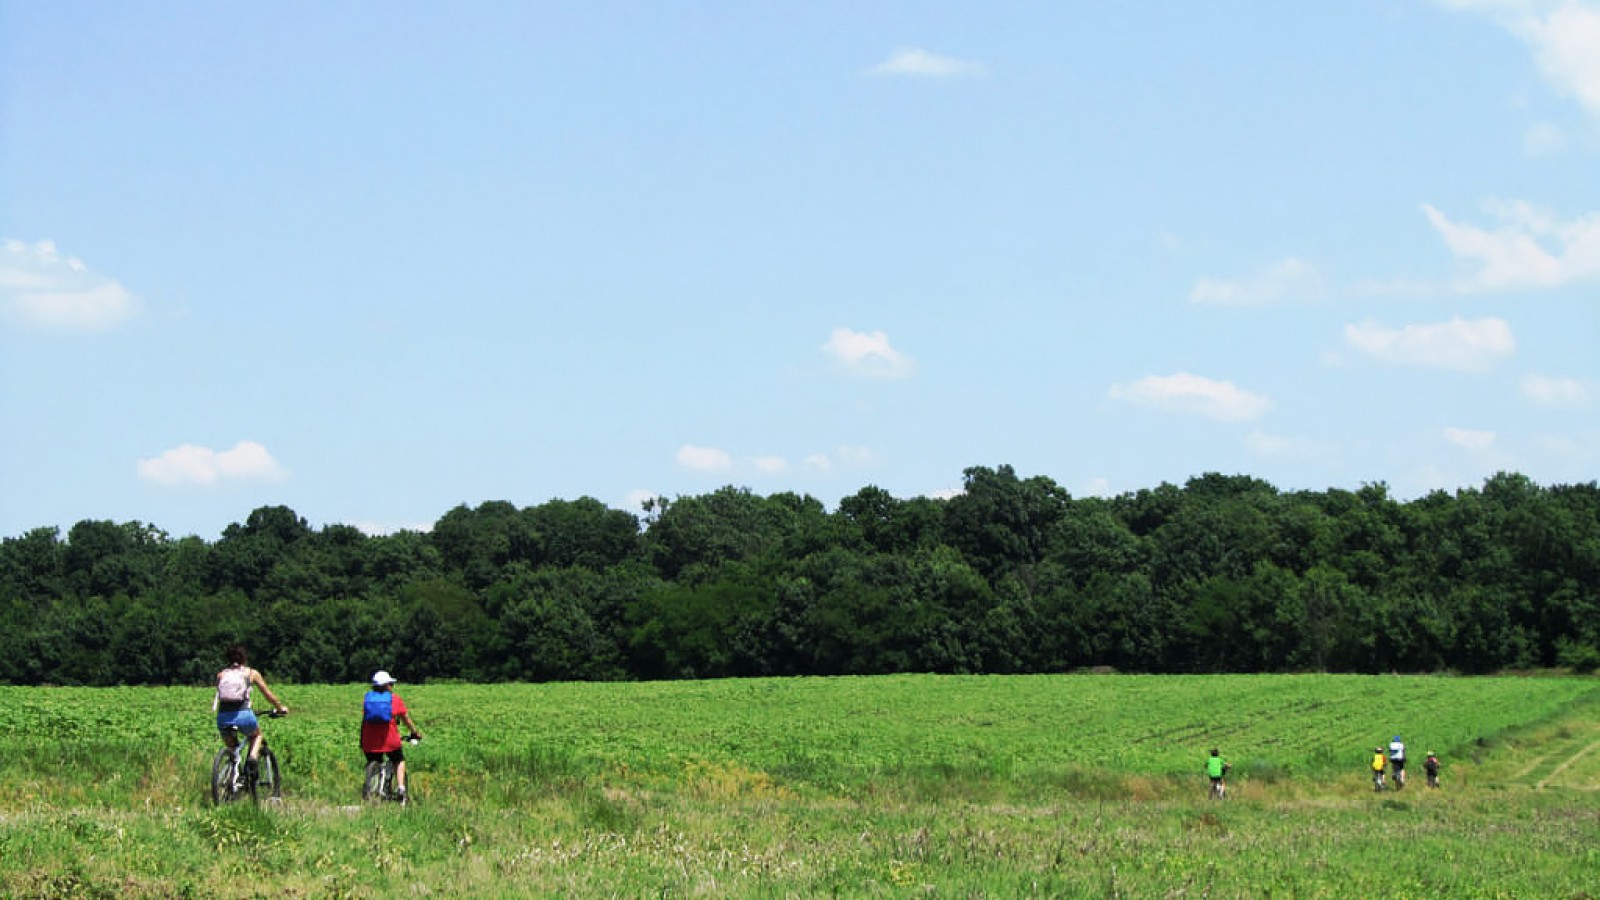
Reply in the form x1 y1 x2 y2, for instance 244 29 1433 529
372 670 397 687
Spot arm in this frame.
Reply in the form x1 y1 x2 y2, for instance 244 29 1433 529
250 669 287 712
399 710 423 740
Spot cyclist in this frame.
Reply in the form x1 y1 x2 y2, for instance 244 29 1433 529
361 670 424 803
1423 751 1441 789
213 644 288 781
1388 735 1407 789
1371 746 1387 791
1205 748 1231 799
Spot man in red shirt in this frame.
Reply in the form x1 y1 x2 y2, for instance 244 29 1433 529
361 670 424 802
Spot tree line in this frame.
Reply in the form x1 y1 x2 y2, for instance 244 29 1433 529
2 466 1597 686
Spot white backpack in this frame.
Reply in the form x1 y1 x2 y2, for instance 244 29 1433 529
218 667 251 704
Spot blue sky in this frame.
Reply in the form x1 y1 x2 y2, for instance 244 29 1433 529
3 1 1597 540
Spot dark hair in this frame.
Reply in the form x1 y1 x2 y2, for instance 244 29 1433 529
1211 748 1219 756
227 644 249 666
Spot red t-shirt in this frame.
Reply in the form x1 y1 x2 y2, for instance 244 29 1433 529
360 692 408 753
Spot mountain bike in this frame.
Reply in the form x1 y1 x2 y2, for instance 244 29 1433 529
362 735 421 805
212 709 285 805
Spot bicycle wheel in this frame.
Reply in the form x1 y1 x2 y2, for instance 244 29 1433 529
211 748 239 805
362 761 387 803
257 749 282 801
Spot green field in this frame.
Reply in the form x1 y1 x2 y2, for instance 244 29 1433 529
2 674 1598 897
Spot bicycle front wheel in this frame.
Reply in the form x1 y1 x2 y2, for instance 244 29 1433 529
257 749 282 801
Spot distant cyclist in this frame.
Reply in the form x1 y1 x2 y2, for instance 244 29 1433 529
1206 748 1231 799
1388 735 1407 789
361 670 424 803
1423 751 1441 789
1371 747 1387 791
213 644 288 781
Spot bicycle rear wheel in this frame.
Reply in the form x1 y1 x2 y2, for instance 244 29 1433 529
362 761 387 803
211 748 240 805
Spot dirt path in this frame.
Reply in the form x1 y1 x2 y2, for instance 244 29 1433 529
1536 736 1600 790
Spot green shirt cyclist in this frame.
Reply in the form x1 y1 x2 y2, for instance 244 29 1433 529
1206 748 1231 798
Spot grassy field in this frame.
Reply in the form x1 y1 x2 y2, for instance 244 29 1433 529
1 674 1597 897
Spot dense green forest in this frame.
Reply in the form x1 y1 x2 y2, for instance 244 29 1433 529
2 466 1597 686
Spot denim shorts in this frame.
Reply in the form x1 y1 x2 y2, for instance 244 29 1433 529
217 708 259 736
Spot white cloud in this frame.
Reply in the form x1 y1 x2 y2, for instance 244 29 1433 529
1 239 141 330
753 455 789 474
1189 257 1324 306
1444 427 1498 452
821 327 914 378
869 48 987 78
803 454 832 471
1440 1 1600 118
1343 316 1515 371
1108 372 1271 422
1421 202 1600 292
925 487 964 501
675 444 733 472
137 440 287 487
1522 374 1592 407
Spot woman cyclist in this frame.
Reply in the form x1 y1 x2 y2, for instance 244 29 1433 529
214 644 288 781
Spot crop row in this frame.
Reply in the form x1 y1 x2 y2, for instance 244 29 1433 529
0 674 1593 806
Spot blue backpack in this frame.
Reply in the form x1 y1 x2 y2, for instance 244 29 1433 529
363 690 393 724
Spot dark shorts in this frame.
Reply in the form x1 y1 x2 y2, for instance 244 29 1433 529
365 749 405 764
1390 758 1405 771
1209 776 1223 785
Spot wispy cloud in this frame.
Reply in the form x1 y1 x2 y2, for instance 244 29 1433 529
1246 430 1338 461
1 239 141 330
1440 1 1600 118
753 455 789 474
1524 120 1568 156
350 520 433 536
137 440 287 487
1108 372 1271 422
822 327 914 378
1079 477 1113 498
675 444 733 472
869 48 987 78
1189 257 1325 306
1444 426 1497 452
624 489 659 513
803 445 875 473
1522 373 1592 407
1422 202 1600 292
1343 316 1515 371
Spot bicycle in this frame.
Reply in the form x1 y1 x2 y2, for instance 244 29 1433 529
362 735 421 805
211 709 285 805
